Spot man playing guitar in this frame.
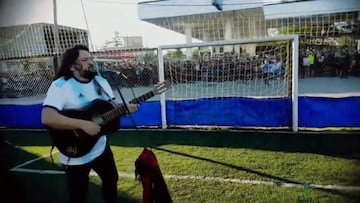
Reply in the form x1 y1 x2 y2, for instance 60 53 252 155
41 45 139 203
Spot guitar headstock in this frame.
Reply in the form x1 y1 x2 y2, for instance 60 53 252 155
153 80 171 95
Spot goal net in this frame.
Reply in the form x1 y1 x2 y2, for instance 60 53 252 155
160 36 299 130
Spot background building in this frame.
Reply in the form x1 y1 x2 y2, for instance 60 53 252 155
138 0 360 55
0 23 88 59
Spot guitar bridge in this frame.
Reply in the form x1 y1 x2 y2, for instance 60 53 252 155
66 146 78 156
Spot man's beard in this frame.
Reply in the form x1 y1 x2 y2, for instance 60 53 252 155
81 69 97 80
80 65 97 80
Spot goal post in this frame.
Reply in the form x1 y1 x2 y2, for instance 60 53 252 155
158 35 299 131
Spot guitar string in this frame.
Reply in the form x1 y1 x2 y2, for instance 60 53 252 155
100 81 169 123
101 91 155 122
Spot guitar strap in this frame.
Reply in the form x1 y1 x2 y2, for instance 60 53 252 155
94 77 113 101
97 74 138 127
95 75 135 117
94 76 139 130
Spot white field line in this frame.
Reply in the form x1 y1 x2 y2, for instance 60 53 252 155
10 168 360 192
11 150 59 169
4 139 22 149
8 145 360 192
5 138 58 170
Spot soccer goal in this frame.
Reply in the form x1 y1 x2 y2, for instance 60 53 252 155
158 35 299 131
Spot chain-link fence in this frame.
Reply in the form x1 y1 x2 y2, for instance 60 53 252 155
0 57 55 98
0 8 358 100
0 49 159 99
93 49 159 88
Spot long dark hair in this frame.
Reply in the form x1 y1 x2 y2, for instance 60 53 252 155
53 45 90 80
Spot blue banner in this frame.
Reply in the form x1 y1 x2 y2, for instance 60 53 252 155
166 97 292 127
299 96 360 128
1 97 359 129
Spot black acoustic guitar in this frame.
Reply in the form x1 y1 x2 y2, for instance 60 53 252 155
47 81 170 158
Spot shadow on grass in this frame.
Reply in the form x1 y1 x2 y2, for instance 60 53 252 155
112 130 360 160
1 129 360 201
153 146 360 202
0 134 139 203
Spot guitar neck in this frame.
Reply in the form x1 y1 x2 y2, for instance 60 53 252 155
102 90 155 123
129 91 155 104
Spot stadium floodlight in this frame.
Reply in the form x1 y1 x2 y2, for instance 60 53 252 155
212 0 223 11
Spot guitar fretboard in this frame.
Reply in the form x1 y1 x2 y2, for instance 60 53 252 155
101 90 155 123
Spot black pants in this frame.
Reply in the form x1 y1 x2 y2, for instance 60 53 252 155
64 144 118 203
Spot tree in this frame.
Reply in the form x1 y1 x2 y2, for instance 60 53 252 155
165 49 184 59
192 48 201 61
338 36 356 47
103 31 124 48
142 52 157 65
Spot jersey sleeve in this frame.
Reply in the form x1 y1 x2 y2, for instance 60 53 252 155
42 78 67 111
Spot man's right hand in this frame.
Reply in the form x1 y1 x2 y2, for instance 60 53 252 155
80 120 101 136
42 107 101 136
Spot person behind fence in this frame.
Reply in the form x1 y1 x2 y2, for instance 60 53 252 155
41 45 139 203
302 51 311 78
0 72 9 98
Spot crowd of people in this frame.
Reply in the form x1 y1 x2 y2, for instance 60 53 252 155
0 62 54 98
0 59 157 98
1 45 359 98
164 53 286 84
166 46 360 84
299 46 360 78
98 60 157 87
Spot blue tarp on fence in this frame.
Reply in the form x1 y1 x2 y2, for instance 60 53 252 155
166 98 292 127
1 97 359 129
298 96 360 128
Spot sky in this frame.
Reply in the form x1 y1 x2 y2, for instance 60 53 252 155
56 0 191 49
0 0 281 50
